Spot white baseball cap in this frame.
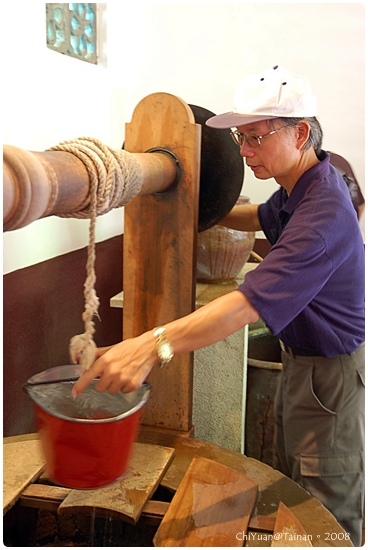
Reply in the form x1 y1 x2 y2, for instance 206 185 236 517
206 65 317 129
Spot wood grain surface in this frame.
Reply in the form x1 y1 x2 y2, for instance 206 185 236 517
153 456 258 546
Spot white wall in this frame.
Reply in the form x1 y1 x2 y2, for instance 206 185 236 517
3 1 365 273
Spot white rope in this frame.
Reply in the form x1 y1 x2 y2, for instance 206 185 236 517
49 137 144 217
48 137 144 371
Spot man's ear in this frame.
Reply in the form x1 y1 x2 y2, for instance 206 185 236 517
295 121 311 150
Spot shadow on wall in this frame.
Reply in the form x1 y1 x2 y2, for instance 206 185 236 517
3 235 124 437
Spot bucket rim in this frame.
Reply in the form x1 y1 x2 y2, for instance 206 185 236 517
26 382 151 424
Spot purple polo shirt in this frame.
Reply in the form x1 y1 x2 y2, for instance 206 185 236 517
238 151 365 356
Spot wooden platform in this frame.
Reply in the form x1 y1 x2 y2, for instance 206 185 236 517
4 435 174 525
3 429 353 547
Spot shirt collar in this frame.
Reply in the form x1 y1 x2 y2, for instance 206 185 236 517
282 150 330 215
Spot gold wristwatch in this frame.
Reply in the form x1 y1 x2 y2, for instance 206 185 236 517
153 326 174 368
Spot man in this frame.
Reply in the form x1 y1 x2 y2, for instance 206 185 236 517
73 65 364 545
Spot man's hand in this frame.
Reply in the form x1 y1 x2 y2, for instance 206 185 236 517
72 332 158 397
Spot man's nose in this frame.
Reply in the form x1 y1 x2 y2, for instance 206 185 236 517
239 142 255 157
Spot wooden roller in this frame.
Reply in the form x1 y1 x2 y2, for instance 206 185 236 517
3 101 243 233
3 145 178 232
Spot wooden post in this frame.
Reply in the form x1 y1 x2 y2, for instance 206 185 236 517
124 93 201 432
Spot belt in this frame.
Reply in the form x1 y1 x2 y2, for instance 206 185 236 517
279 340 319 357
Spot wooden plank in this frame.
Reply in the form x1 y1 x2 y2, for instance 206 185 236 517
153 456 258 547
19 483 274 534
20 484 169 526
271 501 313 547
124 92 201 432
142 500 170 526
249 514 276 532
3 433 39 444
58 443 175 524
20 484 71 511
3 438 45 513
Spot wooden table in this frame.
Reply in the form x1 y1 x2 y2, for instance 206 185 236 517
3 428 352 547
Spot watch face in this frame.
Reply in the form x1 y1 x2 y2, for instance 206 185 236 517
160 342 173 361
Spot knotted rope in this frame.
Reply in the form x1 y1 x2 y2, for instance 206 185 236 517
48 137 144 371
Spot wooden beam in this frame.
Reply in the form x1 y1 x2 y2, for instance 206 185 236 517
3 145 177 231
123 93 200 432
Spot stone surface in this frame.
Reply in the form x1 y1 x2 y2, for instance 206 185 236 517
193 263 258 452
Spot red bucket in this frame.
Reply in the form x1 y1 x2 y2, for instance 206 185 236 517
24 368 150 489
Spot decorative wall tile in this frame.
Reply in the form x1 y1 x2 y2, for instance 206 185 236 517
46 3 97 64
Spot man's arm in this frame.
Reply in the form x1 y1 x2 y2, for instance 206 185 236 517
72 290 259 396
217 203 261 232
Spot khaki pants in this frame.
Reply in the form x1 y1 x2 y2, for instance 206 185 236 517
274 344 365 547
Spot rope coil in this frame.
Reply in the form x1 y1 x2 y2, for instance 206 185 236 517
48 137 144 371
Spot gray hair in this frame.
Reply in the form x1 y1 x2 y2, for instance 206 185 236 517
270 117 323 155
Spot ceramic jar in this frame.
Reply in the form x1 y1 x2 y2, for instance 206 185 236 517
196 196 255 283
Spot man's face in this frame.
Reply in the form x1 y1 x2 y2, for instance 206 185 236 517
236 120 299 182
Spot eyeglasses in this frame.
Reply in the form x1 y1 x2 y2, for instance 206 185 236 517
230 125 289 149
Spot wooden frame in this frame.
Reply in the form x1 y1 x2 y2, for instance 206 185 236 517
124 93 201 432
